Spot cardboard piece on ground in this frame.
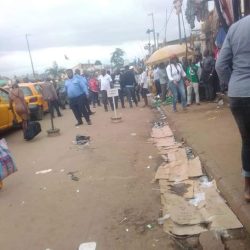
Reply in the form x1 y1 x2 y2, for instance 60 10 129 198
163 219 207 236
161 126 174 137
200 187 243 230
155 137 176 148
151 126 173 138
158 148 179 155
169 179 196 199
159 179 171 193
168 148 188 163
162 193 207 225
168 160 189 182
188 157 203 178
157 143 183 152
155 164 170 180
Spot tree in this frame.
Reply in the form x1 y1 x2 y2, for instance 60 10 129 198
45 61 65 79
110 48 125 68
94 60 102 66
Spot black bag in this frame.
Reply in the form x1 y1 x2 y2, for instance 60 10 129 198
24 121 41 141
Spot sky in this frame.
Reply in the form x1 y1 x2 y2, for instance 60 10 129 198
1 0 197 77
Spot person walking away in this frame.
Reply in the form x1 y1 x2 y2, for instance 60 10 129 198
153 65 161 96
41 79 62 118
65 69 91 126
134 70 141 102
166 55 187 112
113 69 125 108
88 73 100 108
158 63 168 102
123 65 138 108
201 50 215 101
75 69 94 115
182 57 189 72
216 15 250 201
9 81 29 134
140 68 149 107
98 69 114 112
186 58 200 106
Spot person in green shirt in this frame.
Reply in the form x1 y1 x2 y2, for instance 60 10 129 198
186 58 200 105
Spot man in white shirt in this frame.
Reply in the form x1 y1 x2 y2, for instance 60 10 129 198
140 68 149 107
166 55 187 112
98 69 114 112
153 66 161 96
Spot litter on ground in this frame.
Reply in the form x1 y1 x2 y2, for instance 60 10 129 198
35 169 52 175
150 108 243 237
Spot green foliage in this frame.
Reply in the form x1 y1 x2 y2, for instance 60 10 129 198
94 60 102 65
45 61 65 79
110 48 125 68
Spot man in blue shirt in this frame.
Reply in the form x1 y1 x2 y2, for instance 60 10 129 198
65 69 91 126
75 69 95 115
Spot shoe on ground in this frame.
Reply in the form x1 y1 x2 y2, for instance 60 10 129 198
75 121 83 126
197 103 201 105
87 120 92 125
89 111 95 115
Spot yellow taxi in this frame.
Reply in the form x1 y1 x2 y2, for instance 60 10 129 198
0 87 22 131
18 83 49 120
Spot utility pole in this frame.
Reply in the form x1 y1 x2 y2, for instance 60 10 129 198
25 34 35 78
178 14 182 44
173 0 183 44
148 13 157 51
157 32 160 48
146 28 153 55
164 8 168 45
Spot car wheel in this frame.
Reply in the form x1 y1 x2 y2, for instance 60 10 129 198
36 106 43 120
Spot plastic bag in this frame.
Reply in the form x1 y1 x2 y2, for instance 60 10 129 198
0 139 17 181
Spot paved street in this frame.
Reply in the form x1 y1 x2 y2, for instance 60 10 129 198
0 106 177 250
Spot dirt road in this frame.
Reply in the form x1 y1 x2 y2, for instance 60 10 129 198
0 105 177 250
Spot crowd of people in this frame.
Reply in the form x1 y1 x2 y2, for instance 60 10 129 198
151 49 225 112
8 49 224 133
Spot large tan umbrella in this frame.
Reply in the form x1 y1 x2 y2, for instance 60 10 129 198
146 44 191 65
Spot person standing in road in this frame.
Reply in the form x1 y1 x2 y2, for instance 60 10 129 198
98 69 114 112
186 58 200 106
166 55 187 112
75 69 94 116
65 69 91 126
201 50 215 101
9 81 29 134
88 73 100 108
216 15 250 201
123 65 138 108
139 68 149 107
158 63 168 102
153 65 161 96
41 79 62 118
113 69 125 109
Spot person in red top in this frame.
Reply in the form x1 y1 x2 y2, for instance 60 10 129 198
88 73 100 108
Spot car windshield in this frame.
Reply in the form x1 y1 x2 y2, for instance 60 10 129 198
20 87 33 97
34 84 42 94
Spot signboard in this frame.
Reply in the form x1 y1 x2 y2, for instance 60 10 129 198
107 88 119 98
